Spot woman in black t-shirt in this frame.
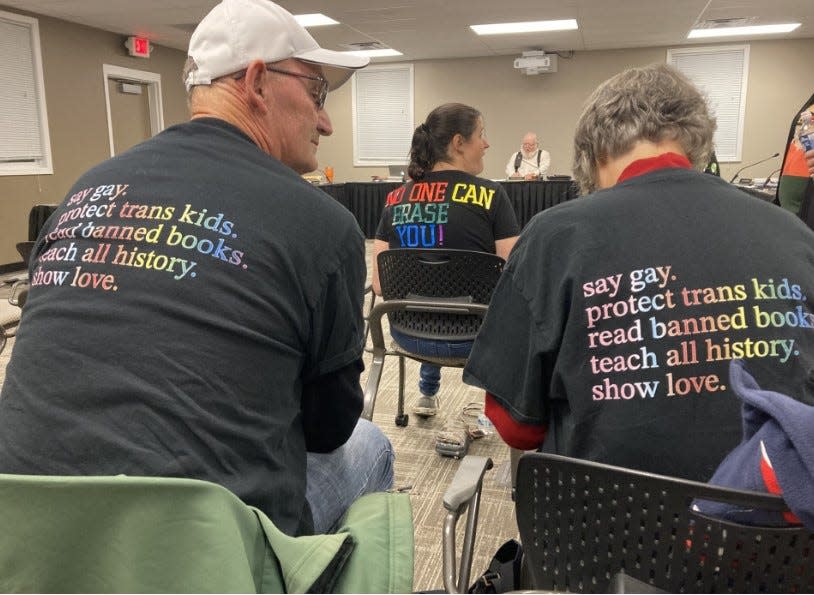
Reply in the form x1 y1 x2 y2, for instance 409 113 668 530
372 102 519 417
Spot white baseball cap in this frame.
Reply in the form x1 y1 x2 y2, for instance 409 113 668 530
185 0 369 92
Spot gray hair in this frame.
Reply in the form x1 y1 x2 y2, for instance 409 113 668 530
182 57 197 91
572 63 716 194
182 55 221 109
181 56 198 106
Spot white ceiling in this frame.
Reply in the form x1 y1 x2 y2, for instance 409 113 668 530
3 0 813 61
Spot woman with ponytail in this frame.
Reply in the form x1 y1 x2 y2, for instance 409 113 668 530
371 103 519 417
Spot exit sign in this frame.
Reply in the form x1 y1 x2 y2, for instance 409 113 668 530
125 36 151 58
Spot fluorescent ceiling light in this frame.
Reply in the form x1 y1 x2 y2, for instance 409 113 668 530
294 13 339 27
688 23 800 38
342 48 403 58
470 19 578 35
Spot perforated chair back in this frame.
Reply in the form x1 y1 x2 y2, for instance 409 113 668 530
377 249 504 341
516 452 814 593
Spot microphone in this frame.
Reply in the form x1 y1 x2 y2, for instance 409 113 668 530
729 152 780 183
761 168 783 189
514 152 522 173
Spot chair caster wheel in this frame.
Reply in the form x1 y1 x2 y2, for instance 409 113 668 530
395 414 409 427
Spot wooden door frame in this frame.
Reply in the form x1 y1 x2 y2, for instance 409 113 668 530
102 64 164 157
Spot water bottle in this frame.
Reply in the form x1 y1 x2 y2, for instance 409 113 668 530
800 112 814 152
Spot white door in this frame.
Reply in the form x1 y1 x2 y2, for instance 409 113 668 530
107 79 151 154
102 64 164 156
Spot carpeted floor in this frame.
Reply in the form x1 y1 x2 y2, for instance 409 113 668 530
0 241 519 592
360 240 518 591
362 346 518 591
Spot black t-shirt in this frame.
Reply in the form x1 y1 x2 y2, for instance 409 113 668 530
0 118 366 535
464 167 814 481
374 170 519 251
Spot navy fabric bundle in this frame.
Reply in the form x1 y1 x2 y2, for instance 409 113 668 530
694 360 814 529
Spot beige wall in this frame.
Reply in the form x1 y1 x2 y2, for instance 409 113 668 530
317 38 814 186
0 6 188 264
1 5 813 263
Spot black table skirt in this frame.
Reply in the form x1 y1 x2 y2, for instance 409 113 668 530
319 180 579 239
502 180 579 229
319 182 400 240
27 181 579 243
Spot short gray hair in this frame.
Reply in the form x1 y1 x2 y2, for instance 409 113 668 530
572 63 716 194
182 57 197 90
181 56 199 107
182 55 220 109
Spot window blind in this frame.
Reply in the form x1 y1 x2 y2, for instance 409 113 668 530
667 45 749 162
352 65 414 165
0 11 52 175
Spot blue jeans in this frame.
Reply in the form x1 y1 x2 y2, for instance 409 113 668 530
305 418 394 534
390 328 473 396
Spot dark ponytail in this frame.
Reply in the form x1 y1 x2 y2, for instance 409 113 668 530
407 123 433 181
407 103 481 181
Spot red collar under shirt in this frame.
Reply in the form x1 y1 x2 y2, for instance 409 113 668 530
483 151 692 451
617 151 691 183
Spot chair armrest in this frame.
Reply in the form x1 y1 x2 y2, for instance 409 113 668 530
442 456 493 593
404 301 487 316
3 275 28 285
9 280 29 308
362 284 376 349
443 455 494 513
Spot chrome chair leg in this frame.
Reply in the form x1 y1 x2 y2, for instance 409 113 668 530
442 456 494 593
396 355 408 426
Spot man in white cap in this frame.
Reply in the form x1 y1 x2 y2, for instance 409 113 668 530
0 0 393 537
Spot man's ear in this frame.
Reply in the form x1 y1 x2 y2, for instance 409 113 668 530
243 60 268 111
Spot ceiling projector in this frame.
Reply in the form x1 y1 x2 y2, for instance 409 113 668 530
513 51 558 75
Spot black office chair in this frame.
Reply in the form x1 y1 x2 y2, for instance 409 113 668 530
362 249 504 426
1 241 34 353
16 241 34 266
10 241 34 309
443 452 814 593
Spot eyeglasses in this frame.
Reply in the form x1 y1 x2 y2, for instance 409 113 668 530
266 67 329 110
233 65 329 110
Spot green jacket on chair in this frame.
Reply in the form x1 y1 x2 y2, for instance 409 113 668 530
0 474 413 593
